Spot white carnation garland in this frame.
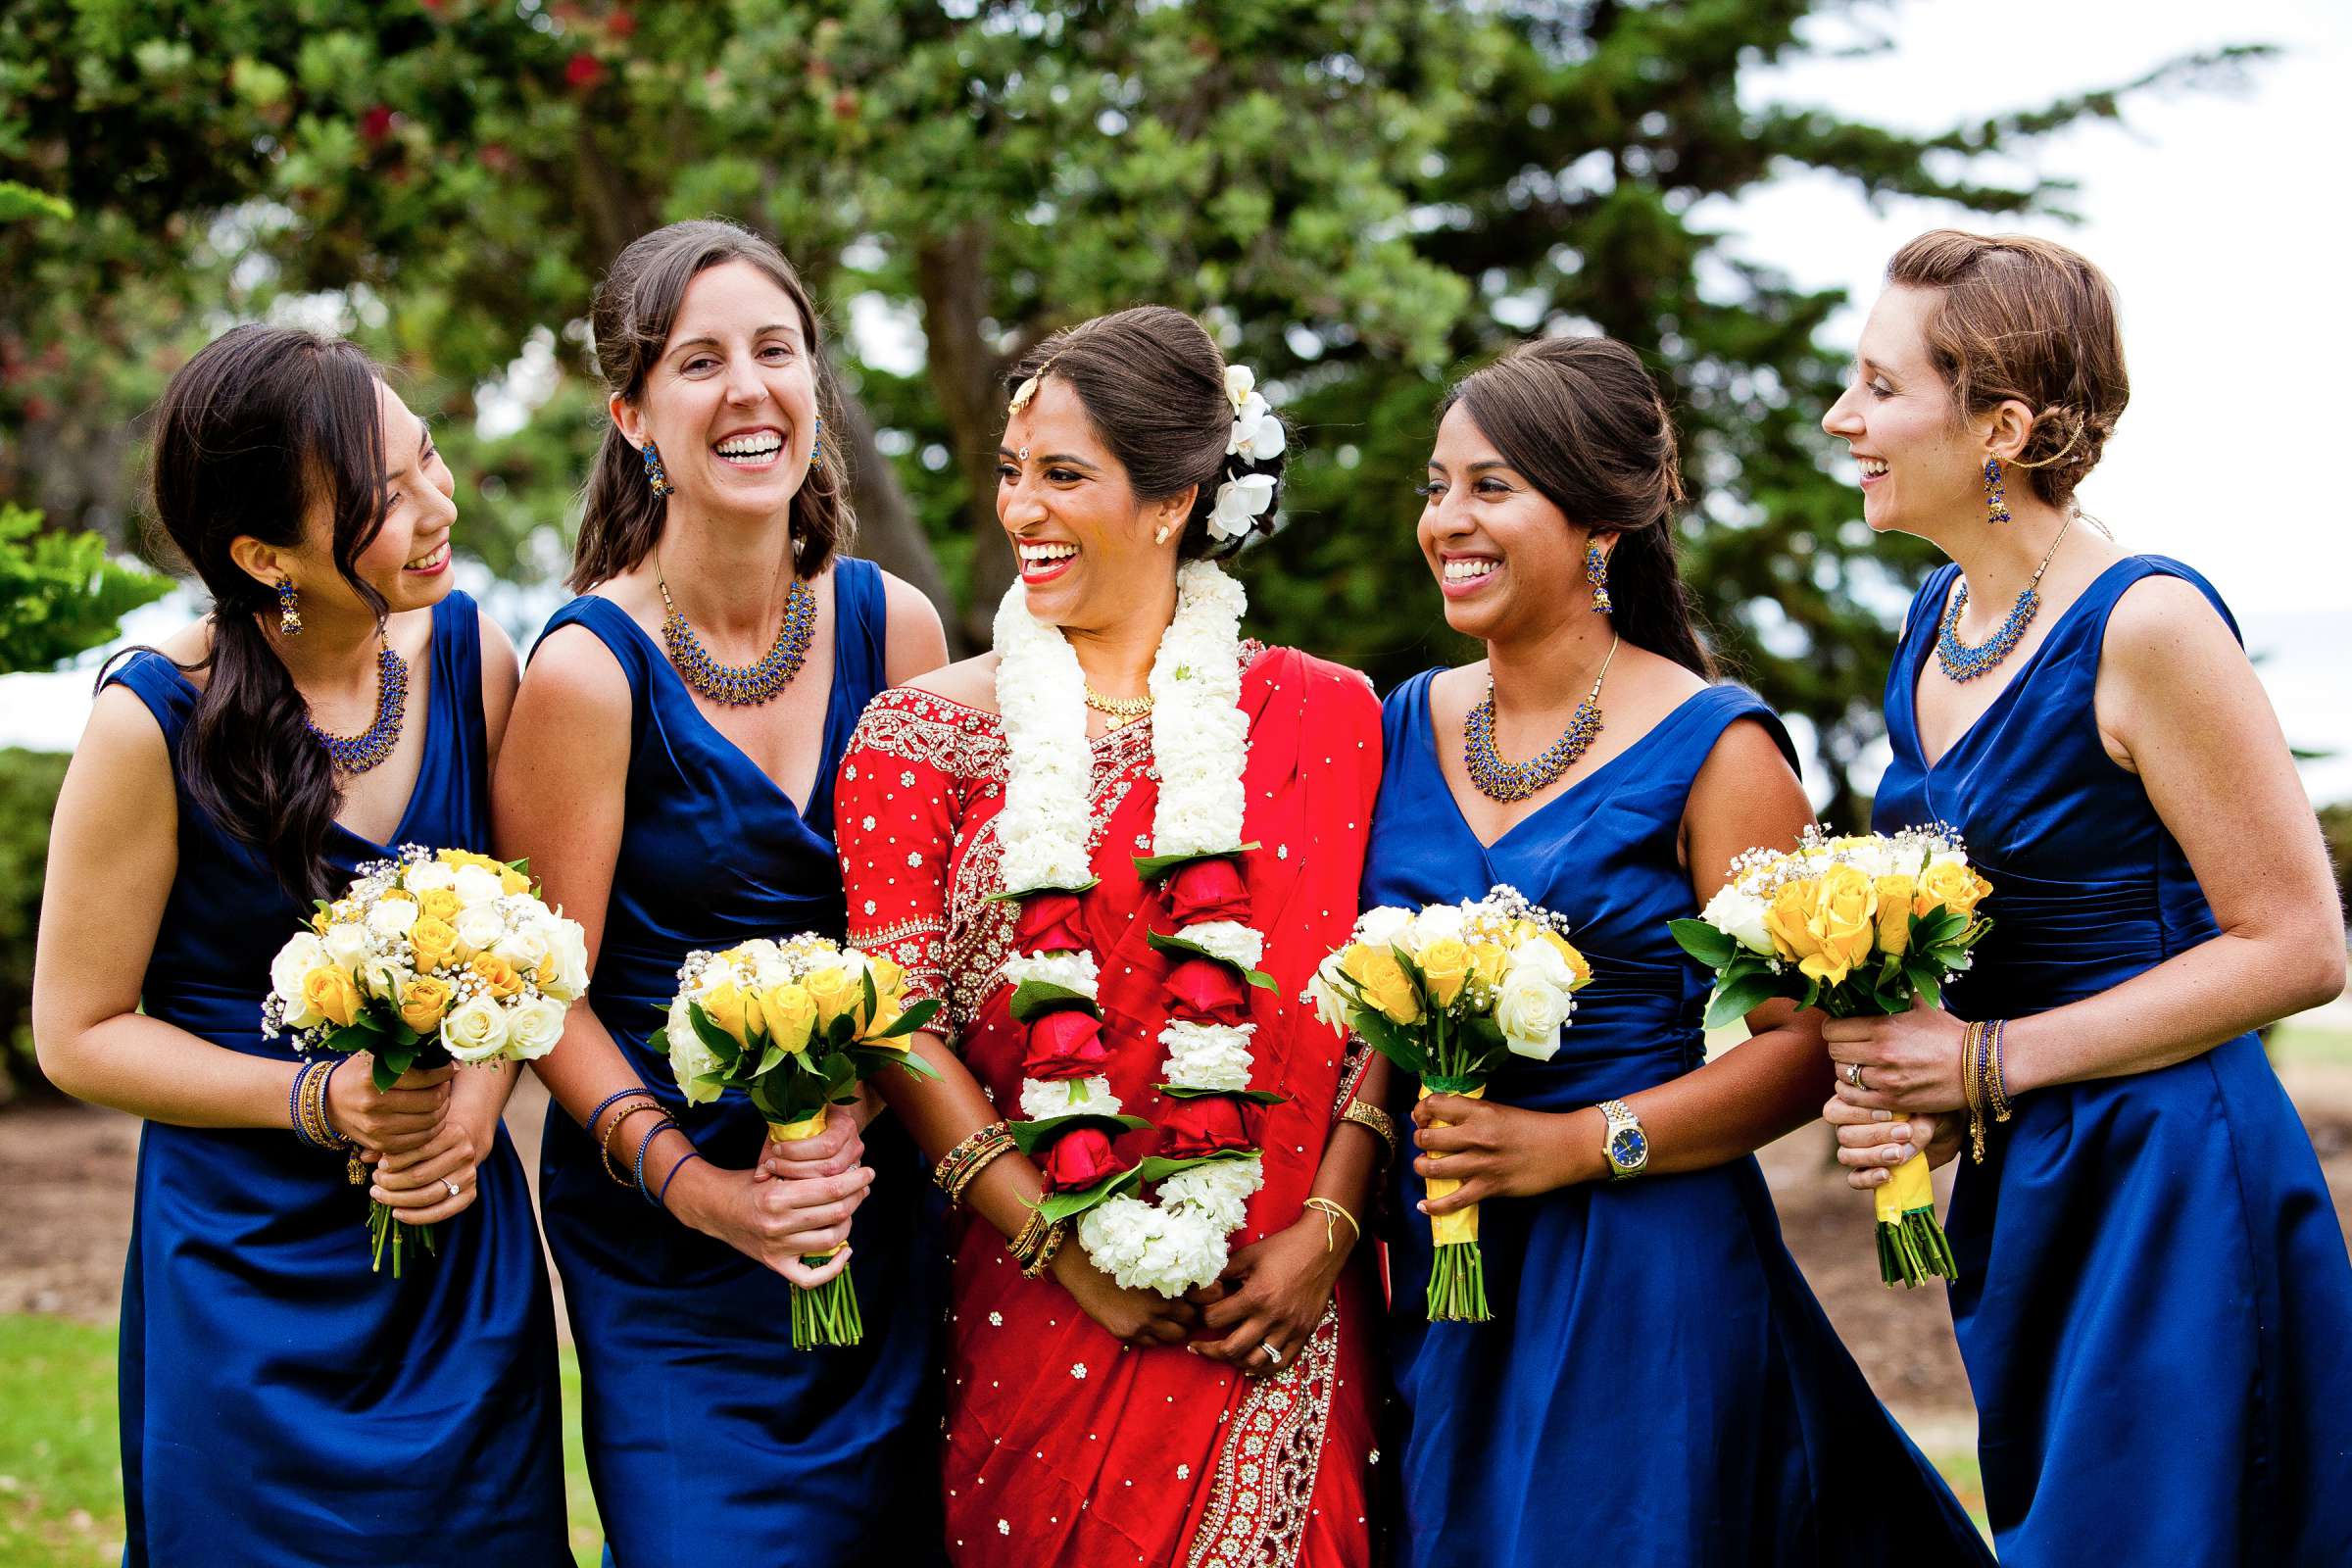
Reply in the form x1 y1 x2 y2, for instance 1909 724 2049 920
994 560 1267 1296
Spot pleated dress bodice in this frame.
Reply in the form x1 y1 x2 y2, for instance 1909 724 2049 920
103 590 567 1568
1874 555 2352 1565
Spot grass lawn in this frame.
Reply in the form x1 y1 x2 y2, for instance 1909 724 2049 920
0 1315 605 1566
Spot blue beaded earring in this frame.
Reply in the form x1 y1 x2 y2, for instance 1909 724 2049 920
1983 457 2011 525
642 440 672 498
1586 541 1612 613
275 576 303 636
810 415 824 469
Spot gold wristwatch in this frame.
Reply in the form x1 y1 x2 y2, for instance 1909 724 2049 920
1597 1099 1649 1181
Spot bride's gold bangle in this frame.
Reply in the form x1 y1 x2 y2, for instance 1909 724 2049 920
1302 1196 1359 1251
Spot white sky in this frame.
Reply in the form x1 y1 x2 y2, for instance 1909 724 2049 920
7 0 2347 797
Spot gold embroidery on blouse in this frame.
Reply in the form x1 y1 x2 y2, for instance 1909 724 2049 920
1186 1300 1343 1568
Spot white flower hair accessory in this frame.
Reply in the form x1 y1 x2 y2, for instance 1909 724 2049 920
1206 361 1285 548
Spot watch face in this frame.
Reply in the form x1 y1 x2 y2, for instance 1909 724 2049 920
1609 1126 1647 1169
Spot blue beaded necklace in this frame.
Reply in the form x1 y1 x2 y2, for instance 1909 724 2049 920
1935 514 2072 683
304 633 410 774
657 562 817 708
1463 636 1617 803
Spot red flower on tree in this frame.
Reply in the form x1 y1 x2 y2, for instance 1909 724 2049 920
564 53 607 91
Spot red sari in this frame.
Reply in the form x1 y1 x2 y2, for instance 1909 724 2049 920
837 646 1382 1568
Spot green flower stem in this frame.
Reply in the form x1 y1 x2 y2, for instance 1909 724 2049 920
791 1262 864 1348
1876 1209 1959 1289
1427 1242 1492 1323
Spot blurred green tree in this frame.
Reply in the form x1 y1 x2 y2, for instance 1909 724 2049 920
0 0 2263 817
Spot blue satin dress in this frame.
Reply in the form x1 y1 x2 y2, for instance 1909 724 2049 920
102 591 568 1567
1365 675 1991 1568
531 559 942 1568
1874 555 2352 1564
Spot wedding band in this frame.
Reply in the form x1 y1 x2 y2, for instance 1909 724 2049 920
1260 1340 1282 1366
1846 1062 1866 1090
442 1177 462 1198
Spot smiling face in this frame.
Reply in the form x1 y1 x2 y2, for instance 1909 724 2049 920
614 259 819 529
997 376 1188 631
1417 402 1593 645
258 379 458 621
1821 285 1990 539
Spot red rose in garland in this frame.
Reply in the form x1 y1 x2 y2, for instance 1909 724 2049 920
1164 857 1250 927
1014 891 1088 956
1041 1125 1124 1192
1165 955 1251 1026
1159 1095 1255 1160
1023 1007 1110 1081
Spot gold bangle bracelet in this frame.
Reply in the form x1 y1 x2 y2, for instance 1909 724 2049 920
600 1101 667 1187
1962 1020 1988 1164
933 1120 1015 1207
1340 1099 1397 1167
1301 1196 1359 1251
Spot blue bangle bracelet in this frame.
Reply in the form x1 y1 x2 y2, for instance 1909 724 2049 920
287 1060 313 1143
656 1150 704 1210
584 1087 641 1135
633 1118 678 1200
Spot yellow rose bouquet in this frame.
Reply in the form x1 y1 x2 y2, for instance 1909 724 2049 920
1669 825 1992 1287
1303 886 1592 1323
650 935 941 1348
261 845 590 1275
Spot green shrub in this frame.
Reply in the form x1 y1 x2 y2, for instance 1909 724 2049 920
0 748 70 1100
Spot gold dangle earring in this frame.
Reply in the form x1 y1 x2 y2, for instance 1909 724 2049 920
275 576 303 636
1983 457 2012 525
1585 542 1612 613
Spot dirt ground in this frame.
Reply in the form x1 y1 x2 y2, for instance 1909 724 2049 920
8 1064 2350 1443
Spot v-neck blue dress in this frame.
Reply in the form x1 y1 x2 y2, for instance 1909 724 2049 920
531 560 943 1568
102 592 568 1567
1364 674 1990 1568
1874 556 2352 1565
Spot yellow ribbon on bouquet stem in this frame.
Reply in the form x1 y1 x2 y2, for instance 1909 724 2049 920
1874 1148 1936 1227
1417 1083 1484 1247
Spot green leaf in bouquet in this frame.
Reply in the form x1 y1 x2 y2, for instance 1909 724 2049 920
1008 980 1102 1024
874 997 942 1038
505 856 531 876
823 1012 859 1053
1144 928 1277 991
1903 962 1944 1008
1352 1011 1430 1076
1911 906 1967 950
1799 975 1823 1013
1157 1083 1289 1104
647 1026 670 1054
756 1042 789 1077
872 1047 942 1082
691 1070 732 1098
1667 917 1738 970
1704 967 1786 1031
371 1040 420 1093
1007 1111 1152 1155
687 1000 747 1064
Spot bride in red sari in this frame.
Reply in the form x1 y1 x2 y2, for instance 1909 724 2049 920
836 307 1389 1566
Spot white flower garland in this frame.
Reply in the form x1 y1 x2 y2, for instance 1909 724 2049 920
994 560 1266 1295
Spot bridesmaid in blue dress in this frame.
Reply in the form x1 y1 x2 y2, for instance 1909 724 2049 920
31 324 567 1565
1363 336 1991 1567
1823 231 2352 1564
494 220 950 1566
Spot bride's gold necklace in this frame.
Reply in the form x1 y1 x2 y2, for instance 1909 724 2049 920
1083 685 1153 728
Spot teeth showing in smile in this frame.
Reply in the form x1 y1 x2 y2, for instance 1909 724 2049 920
1443 558 1497 582
1858 458 1889 477
715 433 783 461
405 541 450 570
1020 542 1077 565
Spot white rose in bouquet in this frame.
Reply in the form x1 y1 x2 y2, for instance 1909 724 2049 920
451 863 507 908
666 995 725 1103
505 995 567 1061
1494 968 1573 1060
441 993 512 1063
1405 904 1467 952
357 954 413 1005
453 903 507 958
540 918 590 1003
366 898 419 939
1698 879 1775 956
271 933 329 1028
322 921 369 970
403 861 457 894
491 924 551 978
1354 906 1413 952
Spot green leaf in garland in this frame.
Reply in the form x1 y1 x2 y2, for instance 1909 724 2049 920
985 877 1099 905
1131 843 1257 882
1157 1083 1288 1104
1033 1165 1147 1224
1007 1111 1152 1155
1145 928 1277 990
1008 980 1102 1024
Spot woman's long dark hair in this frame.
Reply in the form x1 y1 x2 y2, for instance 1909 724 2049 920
1439 336 1715 678
571 219 852 591
115 323 392 902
